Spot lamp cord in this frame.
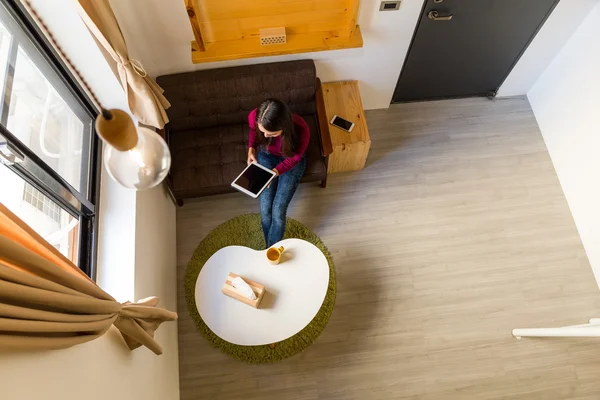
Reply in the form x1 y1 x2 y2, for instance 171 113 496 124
22 0 111 118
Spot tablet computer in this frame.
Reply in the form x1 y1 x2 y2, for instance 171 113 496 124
231 162 277 198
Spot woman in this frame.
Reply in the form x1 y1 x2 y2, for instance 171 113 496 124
247 99 310 248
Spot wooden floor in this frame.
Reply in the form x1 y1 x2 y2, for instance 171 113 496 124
176 97 600 400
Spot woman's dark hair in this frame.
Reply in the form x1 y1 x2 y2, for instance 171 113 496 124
254 99 299 157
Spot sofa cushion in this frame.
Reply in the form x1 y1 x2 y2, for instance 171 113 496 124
157 60 317 134
169 114 325 198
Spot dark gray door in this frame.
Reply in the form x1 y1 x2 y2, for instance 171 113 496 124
393 0 559 102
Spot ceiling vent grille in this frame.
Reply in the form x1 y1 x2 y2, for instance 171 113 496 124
260 27 286 46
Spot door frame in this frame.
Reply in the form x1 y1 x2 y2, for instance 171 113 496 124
391 0 561 104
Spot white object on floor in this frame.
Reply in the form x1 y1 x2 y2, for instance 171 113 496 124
231 276 257 300
513 318 600 339
195 238 329 345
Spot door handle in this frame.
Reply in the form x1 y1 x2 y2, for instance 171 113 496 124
428 10 453 21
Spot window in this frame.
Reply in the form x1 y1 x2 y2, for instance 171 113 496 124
0 1 99 278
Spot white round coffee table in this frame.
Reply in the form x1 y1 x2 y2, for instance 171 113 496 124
194 238 330 346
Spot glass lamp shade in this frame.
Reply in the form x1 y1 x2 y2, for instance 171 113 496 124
103 127 171 190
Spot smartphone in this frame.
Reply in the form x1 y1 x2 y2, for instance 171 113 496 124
330 115 355 133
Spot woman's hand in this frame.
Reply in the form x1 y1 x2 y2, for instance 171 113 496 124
247 148 257 165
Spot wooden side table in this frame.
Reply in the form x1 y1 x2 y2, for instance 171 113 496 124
321 80 371 173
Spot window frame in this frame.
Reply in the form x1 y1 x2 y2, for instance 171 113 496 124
0 0 101 280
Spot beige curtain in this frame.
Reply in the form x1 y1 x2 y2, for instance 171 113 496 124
0 203 177 354
73 0 171 129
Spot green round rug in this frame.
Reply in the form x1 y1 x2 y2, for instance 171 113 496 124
184 213 336 363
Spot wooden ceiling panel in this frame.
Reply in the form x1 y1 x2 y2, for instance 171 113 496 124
186 0 362 63
202 0 350 21
201 9 350 42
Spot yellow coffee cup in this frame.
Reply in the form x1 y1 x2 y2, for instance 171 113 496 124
266 246 285 265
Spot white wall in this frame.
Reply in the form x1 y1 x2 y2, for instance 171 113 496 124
111 0 423 110
498 0 599 97
133 185 179 400
0 328 168 400
0 1 179 399
111 0 600 107
527 2 600 286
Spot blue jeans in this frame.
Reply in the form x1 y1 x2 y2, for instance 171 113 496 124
258 151 307 248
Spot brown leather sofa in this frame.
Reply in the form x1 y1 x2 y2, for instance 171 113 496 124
156 60 332 205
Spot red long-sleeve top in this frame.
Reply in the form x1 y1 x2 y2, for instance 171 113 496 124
248 108 310 175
